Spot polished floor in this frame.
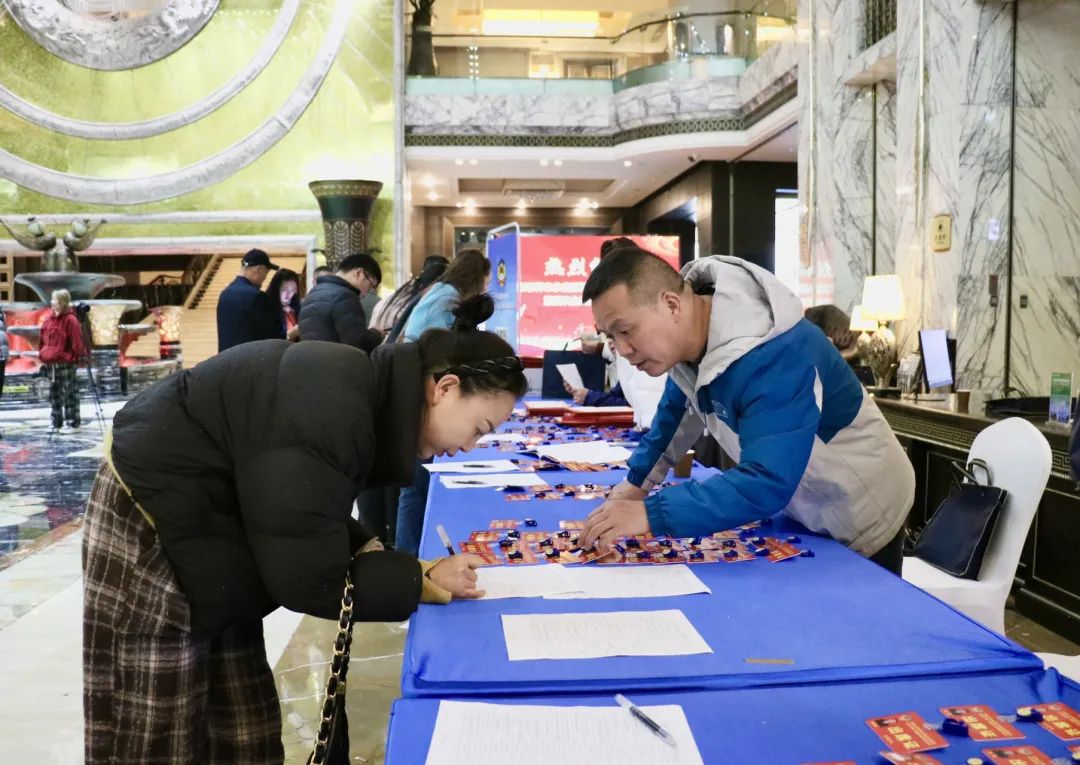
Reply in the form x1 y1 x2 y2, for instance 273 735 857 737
0 395 1077 762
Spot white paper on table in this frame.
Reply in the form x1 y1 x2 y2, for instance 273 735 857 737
477 565 576 600
423 460 520 474
440 473 548 489
501 609 712 660
425 700 704 765
524 399 569 411
544 565 710 600
568 405 635 415
556 363 584 390
476 433 526 445
533 441 632 465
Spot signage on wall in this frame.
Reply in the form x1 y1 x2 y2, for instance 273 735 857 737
932 214 952 252
1049 372 1074 424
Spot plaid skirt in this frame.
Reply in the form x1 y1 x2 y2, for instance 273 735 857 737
83 463 284 764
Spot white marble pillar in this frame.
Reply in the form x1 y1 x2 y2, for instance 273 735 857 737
797 0 875 312
893 0 1014 392
1010 1 1080 395
874 81 897 275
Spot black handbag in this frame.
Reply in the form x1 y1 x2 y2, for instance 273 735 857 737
909 459 1008 579
307 574 354 765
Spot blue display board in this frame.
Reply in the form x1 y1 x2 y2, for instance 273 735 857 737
486 225 519 350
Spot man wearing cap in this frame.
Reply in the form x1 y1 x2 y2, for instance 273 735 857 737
216 249 286 353
298 251 384 353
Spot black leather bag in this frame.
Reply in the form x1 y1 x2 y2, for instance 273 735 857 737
909 459 1008 580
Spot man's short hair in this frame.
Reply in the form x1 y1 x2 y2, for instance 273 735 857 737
313 265 332 276
337 252 382 285
581 244 684 304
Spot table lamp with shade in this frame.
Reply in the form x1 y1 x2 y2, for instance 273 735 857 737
860 275 907 387
849 304 878 365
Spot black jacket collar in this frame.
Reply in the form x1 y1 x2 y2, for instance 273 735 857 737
316 274 360 296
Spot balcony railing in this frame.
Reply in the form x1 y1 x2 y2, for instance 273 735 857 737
864 0 897 49
405 5 796 92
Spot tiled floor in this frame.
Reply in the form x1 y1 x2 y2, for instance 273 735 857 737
1 394 1078 763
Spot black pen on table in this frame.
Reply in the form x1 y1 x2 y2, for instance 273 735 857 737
436 524 456 556
614 693 677 749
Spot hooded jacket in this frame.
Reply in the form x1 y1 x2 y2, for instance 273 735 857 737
40 309 86 364
628 256 915 557
110 340 427 634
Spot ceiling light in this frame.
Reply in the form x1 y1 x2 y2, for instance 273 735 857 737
468 159 479 166
421 175 437 188
623 160 633 167
553 159 563 166
454 159 464 166
482 9 599 37
540 159 549 167
515 200 527 211
427 191 439 201
590 201 599 209
455 202 463 208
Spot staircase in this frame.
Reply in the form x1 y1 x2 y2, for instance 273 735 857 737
179 254 308 369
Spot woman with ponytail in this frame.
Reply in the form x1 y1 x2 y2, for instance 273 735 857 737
82 294 525 762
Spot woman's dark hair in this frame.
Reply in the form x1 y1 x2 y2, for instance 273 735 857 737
804 304 856 351
416 294 527 398
266 268 301 316
439 248 491 299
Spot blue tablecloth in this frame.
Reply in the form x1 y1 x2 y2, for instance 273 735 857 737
401 444 1039 698
388 668 1080 764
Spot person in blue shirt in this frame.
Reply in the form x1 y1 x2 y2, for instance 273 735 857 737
578 243 915 574
216 249 286 353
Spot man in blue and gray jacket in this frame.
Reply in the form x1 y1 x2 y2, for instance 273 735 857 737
578 243 915 573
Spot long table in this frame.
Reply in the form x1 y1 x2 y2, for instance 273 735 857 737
389 667 1080 764
401 442 1039 698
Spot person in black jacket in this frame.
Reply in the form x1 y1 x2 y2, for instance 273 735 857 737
298 251 383 351
216 249 286 352
83 294 526 763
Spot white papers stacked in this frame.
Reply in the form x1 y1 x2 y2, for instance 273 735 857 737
440 473 548 489
501 610 712 660
477 565 709 601
533 441 632 465
424 460 520 474
425 701 704 765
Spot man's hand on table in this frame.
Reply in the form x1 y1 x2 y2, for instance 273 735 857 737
580 497 651 553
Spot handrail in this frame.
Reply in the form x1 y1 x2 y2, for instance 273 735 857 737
184 253 222 310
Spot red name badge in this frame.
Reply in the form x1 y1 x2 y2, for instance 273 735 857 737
1032 702 1080 741
867 712 948 754
938 705 1024 741
982 745 1054 765
879 753 943 764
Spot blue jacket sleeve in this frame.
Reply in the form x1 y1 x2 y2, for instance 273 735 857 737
644 353 821 537
626 376 703 491
584 383 628 407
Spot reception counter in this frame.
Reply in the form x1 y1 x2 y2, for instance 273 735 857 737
875 397 1080 643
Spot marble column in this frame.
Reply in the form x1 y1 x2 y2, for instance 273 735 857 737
892 0 1014 393
798 0 875 312
874 81 897 276
1010 1 1080 396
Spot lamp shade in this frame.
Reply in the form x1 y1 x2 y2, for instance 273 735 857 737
849 304 878 331
861 275 907 322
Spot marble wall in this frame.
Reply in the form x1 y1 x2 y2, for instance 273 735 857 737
797 0 874 311
1011 0 1080 396
874 81 896 276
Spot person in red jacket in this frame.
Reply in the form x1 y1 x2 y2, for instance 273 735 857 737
40 288 86 429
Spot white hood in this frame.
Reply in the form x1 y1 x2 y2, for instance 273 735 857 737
679 256 805 388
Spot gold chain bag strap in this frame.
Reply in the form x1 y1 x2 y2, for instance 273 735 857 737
308 573 355 765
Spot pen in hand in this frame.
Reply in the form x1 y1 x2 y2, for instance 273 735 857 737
436 524 456 557
614 693 677 749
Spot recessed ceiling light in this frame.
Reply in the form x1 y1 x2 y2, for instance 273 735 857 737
539 159 549 166
515 199 527 211
468 159 479 166
421 175 437 188
553 159 563 166
427 191 439 201
455 202 463 208
454 159 464 166
623 160 633 167
590 201 599 209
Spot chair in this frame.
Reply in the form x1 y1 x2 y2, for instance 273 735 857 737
1037 653 1080 682
902 417 1052 634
